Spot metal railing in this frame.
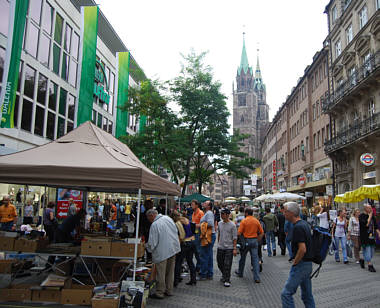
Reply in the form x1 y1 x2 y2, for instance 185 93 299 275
324 112 380 153
322 52 380 112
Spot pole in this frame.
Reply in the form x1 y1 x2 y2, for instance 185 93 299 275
133 188 142 281
41 185 47 231
165 193 168 215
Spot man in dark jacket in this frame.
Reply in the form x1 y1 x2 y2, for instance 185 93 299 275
277 205 286 255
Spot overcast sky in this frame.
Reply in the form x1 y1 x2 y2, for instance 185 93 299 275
96 0 328 123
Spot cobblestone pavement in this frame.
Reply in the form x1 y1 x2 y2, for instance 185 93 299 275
148 244 380 308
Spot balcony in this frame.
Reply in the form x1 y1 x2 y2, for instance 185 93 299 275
323 52 380 112
324 112 380 153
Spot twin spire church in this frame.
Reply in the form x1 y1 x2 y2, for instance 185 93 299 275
232 37 269 196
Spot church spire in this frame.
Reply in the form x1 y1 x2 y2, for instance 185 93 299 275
238 33 252 75
254 48 265 91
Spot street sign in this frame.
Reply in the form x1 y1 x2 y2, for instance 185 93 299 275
360 153 375 166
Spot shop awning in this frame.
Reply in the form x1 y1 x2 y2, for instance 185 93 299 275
287 178 333 192
0 121 180 195
334 184 380 203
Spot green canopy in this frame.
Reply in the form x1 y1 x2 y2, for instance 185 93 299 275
180 193 213 203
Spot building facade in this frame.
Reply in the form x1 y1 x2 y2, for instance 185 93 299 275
323 0 380 194
231 37 269 197
262 46 333 206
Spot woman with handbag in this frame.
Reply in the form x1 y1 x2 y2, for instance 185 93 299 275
331 209 349 264
347 208 361 264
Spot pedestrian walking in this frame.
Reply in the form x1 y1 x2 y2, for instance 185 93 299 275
254 207 265 272
263 207 278 256
146 209 180 299
331 209 348 264
281 202 315 308
235 208 264 283
347 208 361 264
277 205 286 255
173 211 186 287
191 200 204 272
359 204 380 272
317 206 330 231
217 208 237 287
235 206 245 230
199 201 216 280
284 219 294 261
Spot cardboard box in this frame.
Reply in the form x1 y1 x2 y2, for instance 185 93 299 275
61 285 94 306
0 236 15 251
92 297 119 308
0 285 32 301
110 242 145 258
0 259 19 273
31 288 61 303
81 240 111 256
14 238 49 252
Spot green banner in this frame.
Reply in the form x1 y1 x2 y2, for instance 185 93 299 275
0 0 29 128
77 6 99 126
139 115 147 133
115 52 130 138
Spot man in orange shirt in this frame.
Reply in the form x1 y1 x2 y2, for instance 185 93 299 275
235 207 264 283
191 200 204 272
0 195 18 231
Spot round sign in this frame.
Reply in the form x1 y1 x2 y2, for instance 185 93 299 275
360 153 375 166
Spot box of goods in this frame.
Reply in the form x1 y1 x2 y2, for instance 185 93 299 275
0 236 15 251
0 259 22 273
0 284 32 301
14 238 49 252
110 242 145 258
61 285 94 306
81 238 111 256
31 288 61 303
92 297 119 308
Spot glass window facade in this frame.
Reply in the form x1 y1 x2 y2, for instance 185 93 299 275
0 0 10 36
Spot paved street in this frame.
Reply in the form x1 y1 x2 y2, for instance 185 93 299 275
148 245 380 308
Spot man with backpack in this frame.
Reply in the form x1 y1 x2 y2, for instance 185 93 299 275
263 207 279 256
281 202 315 308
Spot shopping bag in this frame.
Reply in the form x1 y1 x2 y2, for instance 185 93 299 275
346 240 353 258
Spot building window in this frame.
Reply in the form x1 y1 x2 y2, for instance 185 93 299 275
241 115 244 123
346 24 353 44
316 101 320 117
377 0 380 10
332 5 338 23
21 99 33 132
0 0 10 36
326 124 330 140
359 5 368 29
34 104 45 137
238 95 246 106
0 46 5 81
306 136 309 153
24 65 36 99
368 100 375 117
335 40 341 58
313 133 316 151
25 22 39 58
312 104 316 120
37 73 47 104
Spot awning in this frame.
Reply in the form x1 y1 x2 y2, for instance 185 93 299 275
334 184 380 203
287 178 333 192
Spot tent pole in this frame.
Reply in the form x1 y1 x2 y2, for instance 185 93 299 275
41 185 47 231
165 193 168 215
133 188 142 281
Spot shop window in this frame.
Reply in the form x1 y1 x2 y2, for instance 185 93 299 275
17 61 23 92
71 32 79 60
110 72 115 93
64 24 72 52
0 0 10 36
53 44 60 74
91 110 96 124
67 94 75 121
61 52 69 81
48 81 57 111
54 13 63 45
13 95 19 128
108 120 113 134
34 104 45 137
102 117 108 132
21 98 33 132
58 88 67 116
57 116 65 138
68 58 77 87
46 111 55 140
67 121 73 133
38 33 50 67
42 1 53 35
29 0 42 24
37 73 47 104
97 113 102 128
25 22 39 58
0 46 5 81
24 65 36 99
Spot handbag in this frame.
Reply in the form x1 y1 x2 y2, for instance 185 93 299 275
346 240 353 258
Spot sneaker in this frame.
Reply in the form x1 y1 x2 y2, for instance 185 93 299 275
224 281 231 287
273 250 276 256
356 261 360 264
368 265 376 272
344 261 349 264
335 259 340 263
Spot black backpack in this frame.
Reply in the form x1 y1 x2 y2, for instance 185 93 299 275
310 226 332 278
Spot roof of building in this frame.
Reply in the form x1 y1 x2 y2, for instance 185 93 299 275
238 36 253 75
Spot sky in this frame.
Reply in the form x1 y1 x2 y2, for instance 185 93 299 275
96 0 329 123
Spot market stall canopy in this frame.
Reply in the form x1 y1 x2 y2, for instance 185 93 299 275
334 184 380 203
0 121 180 195
254 194 271 202
239 196 251 202
269 192 306 202
180 193 213 203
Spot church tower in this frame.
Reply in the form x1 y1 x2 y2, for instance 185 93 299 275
232 37 269 196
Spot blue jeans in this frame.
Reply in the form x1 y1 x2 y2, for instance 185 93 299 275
281 261 315 308
334 235 347 262
1 221 13 231
200 233 216 278
238 238 260 281
362 245 375 262
286 239 292 258
194 232 201 271
266 231 276 256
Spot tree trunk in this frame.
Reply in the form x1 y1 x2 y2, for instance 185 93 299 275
198 181 202 194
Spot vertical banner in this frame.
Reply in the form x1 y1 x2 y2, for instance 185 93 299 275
77 6 99 126
0 0 29 128
115 51 130 138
